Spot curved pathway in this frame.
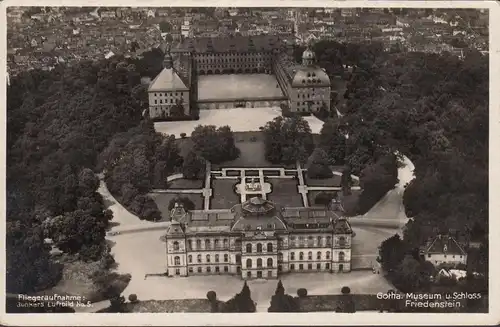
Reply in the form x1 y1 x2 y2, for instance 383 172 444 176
97 155 416 308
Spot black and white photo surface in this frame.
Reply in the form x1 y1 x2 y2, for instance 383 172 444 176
1 1 498 326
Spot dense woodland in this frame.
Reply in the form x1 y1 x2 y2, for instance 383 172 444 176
6 54 154 293
7 39 488 298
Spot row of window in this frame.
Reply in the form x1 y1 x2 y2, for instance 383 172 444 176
245 258 274 268
195 52 270 58
154 99 179 105
197 58 270 64
152 92 183 97
427 254 463 259
245 243 275 253
185 254 231 264
289 251 336 261
290 263 330 271
173 239 347 252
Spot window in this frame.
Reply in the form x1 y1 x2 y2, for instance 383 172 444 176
173 241 179 251
215 254 219 263
317 251 321 260
175 268 180 275
338 236 346 247
267 258 273 267
257 258 263 268
339 252 345 262
308 264 313 270
247 271 252 278
326 236 332 246
224 254 229 262
299 264 304 270
278 252 283 261
308 236 314 246
174 256 180 265
290 236 296 246
326 263 330 270
207 266 211 273
205 239 211 249
326 251 331 260
215 266 220 273
224 266 229 272
223 239 229 248
236 254 241 264
278 265 282 272
299 252 304 260
290 252 295 260
246 243 252 253
206 254 211 263
308 251 312 260
214 239 219 248
187 240 192 250
197 254 202 263
188 255 192 263
444 254 447 258
196 239 201 249
267 243 273 252
198 267 202 273
257 243 263 253
246 258 252 268
189 267 193 273
317 263 321 270
154 100 158 104
317 236 322 247
290 264 295 270
299 236 305 247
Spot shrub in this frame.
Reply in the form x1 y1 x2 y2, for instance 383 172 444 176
341 286 351 294
297 288 308 298
180 132 187 138
167 196 195 212
128 294 138 303
207 291 217 302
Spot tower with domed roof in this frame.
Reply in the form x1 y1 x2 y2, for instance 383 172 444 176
302 46 316 66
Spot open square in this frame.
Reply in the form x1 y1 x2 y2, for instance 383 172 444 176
197 74 284 101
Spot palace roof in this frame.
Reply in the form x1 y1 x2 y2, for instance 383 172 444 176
176 35 284 53
148 67 188 92
276 52 330 88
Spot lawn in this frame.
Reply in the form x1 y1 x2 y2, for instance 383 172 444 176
305 174 342 187
210 179 240 209
149 193 205 220
168 178 205 189
266 178 304 207
213 140 270 168
125 299 219 313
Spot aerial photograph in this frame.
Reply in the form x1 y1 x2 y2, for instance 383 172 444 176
5 5 489 318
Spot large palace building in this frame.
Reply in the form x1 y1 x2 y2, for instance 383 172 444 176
165 197 352 279
148 35 331 119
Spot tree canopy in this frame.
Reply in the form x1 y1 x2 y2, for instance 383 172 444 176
262 115 314 164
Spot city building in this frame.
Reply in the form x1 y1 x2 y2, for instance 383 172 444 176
165 197 353 279
422 235 467 266
148 35 331 118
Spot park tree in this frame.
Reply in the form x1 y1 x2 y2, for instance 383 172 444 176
393 255 432 293
262 115 314 164
319 119 347 166
378 234 407 273
78 168 100 196
182 150 206 180
336 286 355 313
191 125 239 164
341 166 353 195
268 280 299 312
306 148 333 179
357 154 399 214
167 195 196 212
221 282 256 312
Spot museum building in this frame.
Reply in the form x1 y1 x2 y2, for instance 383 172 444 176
165 197 353 279
147 35 332 118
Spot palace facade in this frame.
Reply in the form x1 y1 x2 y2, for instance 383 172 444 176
147 35 332 119
165 197 352 279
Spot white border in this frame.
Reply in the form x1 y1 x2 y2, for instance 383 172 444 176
1 0 499 326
